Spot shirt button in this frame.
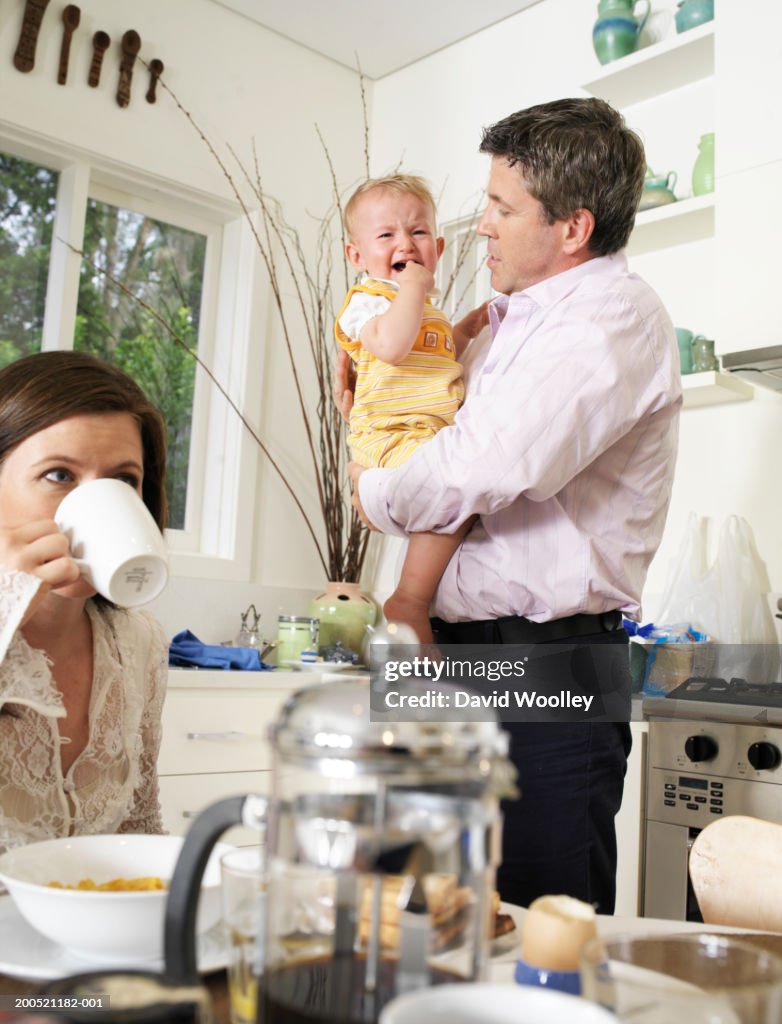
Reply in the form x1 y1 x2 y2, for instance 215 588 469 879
63 782 75 793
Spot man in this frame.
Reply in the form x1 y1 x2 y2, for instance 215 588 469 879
345 97 681 912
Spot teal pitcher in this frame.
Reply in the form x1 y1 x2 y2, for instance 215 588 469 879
675 0 714 34
639 169 677 211
593 0 651 65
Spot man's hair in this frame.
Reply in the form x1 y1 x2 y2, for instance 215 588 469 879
479 97 646 256
344 174 437 240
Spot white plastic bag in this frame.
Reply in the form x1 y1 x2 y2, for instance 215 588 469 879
655 513 780 682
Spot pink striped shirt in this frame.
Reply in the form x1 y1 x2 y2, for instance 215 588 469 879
358 252 681 623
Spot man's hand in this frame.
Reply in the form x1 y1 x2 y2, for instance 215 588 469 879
347 462 378 531
458 300 490 339
333 350 354 423
453 300 490 357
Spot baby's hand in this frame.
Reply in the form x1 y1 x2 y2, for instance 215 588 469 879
397 261 435 293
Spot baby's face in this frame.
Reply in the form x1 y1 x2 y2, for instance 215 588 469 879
346 190 443 283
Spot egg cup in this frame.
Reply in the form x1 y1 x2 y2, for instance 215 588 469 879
514 956 582 995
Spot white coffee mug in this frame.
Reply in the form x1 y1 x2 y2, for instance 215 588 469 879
54 478 168 608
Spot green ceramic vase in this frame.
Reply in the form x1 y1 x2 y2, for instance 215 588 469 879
592 0 650 65
692 132 715 196
308 581 377 658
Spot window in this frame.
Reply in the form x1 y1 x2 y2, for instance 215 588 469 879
438 213 491 320
0 138 258 577
75 198 207 528
0 153 58 366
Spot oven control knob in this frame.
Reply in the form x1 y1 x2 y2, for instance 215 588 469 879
684 735 718 762
747 742 781 771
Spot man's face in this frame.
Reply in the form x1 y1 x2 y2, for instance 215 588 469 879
477 156 571 296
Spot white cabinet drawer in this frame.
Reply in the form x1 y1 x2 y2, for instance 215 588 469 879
159 771 269 846
159 689 287 774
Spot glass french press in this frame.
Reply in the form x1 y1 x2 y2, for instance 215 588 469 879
164 675 516 1024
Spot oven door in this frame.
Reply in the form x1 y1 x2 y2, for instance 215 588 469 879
643 820 704 922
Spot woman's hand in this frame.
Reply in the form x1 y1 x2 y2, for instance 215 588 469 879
0 519 81 591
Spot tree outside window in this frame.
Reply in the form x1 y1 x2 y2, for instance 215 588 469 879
0 153 57 368
76 200 206 529
0 152 207 531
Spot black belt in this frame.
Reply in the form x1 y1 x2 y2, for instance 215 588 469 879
430 609 624 645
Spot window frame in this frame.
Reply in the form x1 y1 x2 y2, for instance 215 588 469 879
438 213 492 319
0 125 262 581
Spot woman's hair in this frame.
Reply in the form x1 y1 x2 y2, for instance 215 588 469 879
479 97 646 257
0 351 168 530
344 173 438 240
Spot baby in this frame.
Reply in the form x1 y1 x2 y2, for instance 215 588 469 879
336 174 487 643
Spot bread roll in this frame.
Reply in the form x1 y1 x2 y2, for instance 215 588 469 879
690 815 782 931
520 894 597 971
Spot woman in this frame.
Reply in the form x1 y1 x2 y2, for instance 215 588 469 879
0 351 169 850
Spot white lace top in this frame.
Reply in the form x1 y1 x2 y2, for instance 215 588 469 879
0 570 168 848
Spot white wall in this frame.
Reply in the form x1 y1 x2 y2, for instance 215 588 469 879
369 0 782 629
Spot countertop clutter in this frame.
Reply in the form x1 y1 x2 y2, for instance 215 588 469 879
1 901 781 1022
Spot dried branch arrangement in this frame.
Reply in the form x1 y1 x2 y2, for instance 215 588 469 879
74 68 483 585
149 72 372 583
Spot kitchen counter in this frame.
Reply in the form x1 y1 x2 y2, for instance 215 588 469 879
167 665 368 689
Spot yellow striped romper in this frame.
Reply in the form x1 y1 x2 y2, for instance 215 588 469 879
335 277 464 469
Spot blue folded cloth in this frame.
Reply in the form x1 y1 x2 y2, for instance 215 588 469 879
168 629 274 671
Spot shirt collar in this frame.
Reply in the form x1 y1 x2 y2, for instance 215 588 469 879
488 251 629 327
362 274 399 291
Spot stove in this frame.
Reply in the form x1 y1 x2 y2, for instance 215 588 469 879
642 676 782 725
642 675 782 921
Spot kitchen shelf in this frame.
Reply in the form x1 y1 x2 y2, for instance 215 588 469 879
682 370 753 408
629 193 715 256
582 21 715 107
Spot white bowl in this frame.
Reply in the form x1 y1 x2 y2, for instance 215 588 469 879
0 834 235 965
379 983 616 1024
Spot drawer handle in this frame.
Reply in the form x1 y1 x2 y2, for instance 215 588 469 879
186 730 251 742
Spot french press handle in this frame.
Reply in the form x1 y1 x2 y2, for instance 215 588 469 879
164 794 267 985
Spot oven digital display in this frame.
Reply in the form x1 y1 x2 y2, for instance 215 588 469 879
679 776 708 790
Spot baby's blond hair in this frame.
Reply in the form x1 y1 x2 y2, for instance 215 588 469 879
344 174 437 241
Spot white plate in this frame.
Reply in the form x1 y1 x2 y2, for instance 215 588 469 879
379 982 615 1024
0 895 228 981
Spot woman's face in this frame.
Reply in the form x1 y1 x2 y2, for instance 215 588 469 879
0 412 145 598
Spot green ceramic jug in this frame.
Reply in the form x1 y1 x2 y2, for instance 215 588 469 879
593 0 651 65
308 580 377 658
639 170 677 211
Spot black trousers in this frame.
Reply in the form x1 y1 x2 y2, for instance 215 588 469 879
430 618 632 913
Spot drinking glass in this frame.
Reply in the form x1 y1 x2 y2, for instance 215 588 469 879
580 933 782 1023
221 846 265 1024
